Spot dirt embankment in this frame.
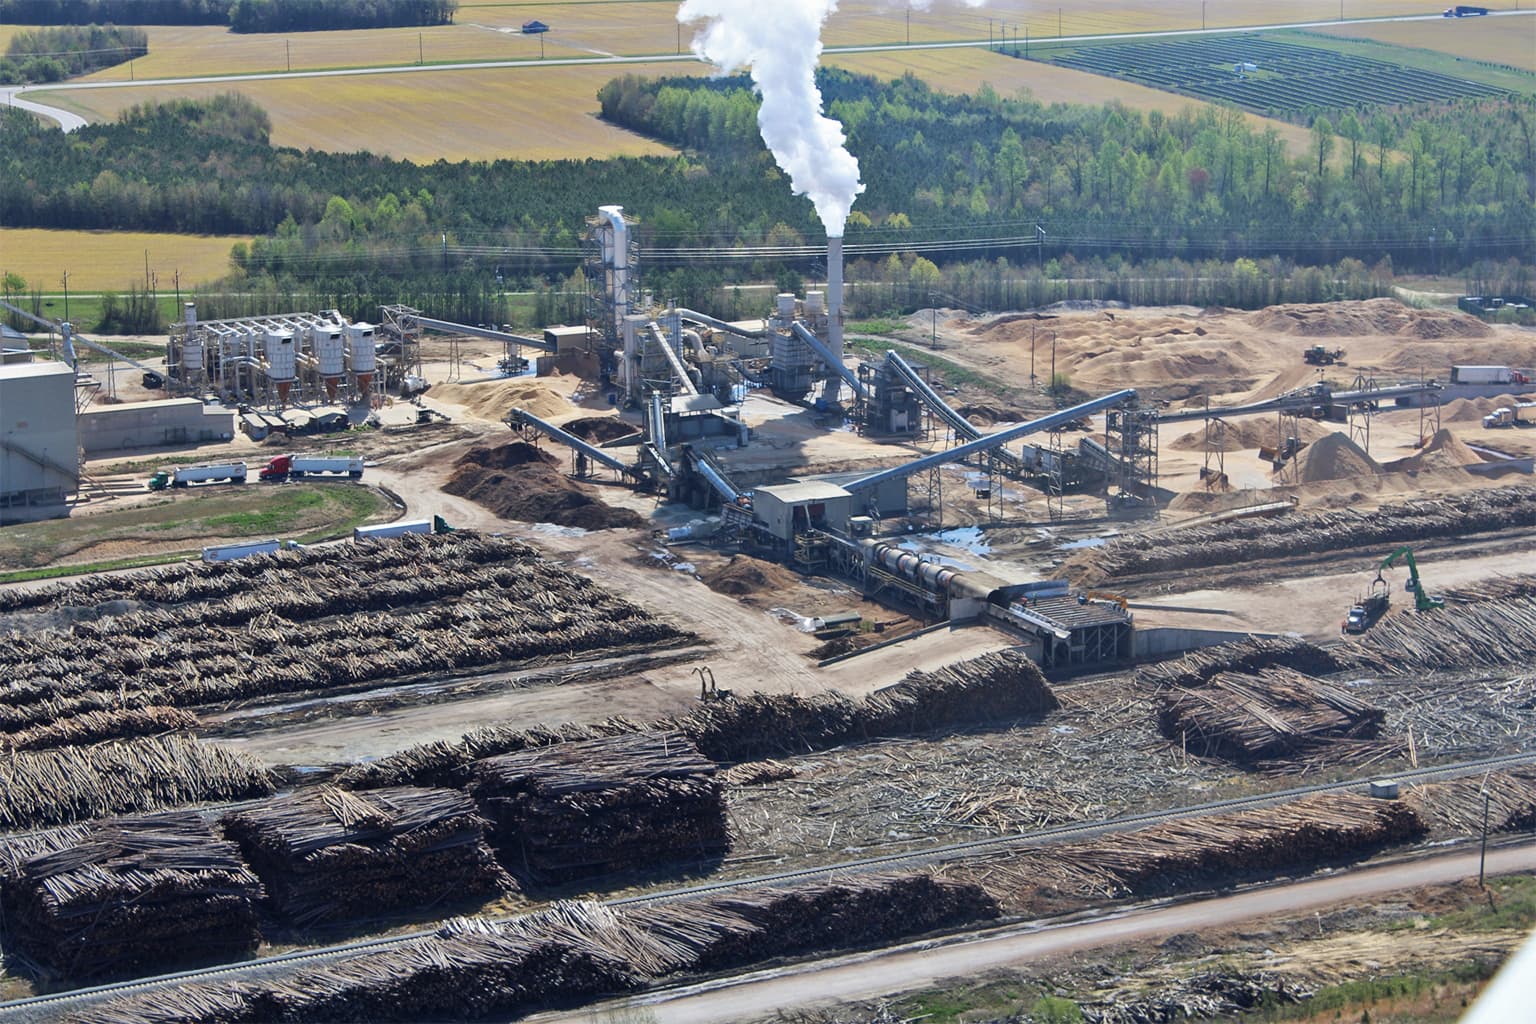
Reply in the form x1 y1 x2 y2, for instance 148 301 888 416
442 442 643 530
1246 298 1491 340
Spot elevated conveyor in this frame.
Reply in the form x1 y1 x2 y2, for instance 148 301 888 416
672 308 769 340
0 300 159 375
683 445 743 504
790 322 870 402
405 314 555 353
505 407 631 474
647 322 700 396
846 389 1138 493
883 350 980 441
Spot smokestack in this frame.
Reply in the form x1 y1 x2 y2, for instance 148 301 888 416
184 302 197 328
827 235 844 362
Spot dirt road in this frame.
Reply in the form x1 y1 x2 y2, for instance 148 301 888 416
548 842 1536 1024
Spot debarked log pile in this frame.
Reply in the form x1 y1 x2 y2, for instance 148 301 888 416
1342 595 1536 673
466 730 728 885
1155 668 1385 763
1137 636 1342 692
0 811 261 982
1406 767 1536 836
221 785 512 926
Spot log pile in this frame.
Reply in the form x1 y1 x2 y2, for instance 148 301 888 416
1155 668 1385 763
0 735 274 831
1407 767 1536 836
467 730 728 885
679 691 865 762
1344 595 1536 672
0 811 261 981
0 535 692 750
221 786 512 926
1138 636 1342 691
863 649 1059 735
1065 486 1536 582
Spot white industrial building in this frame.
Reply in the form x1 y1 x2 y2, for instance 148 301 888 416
0 360 78 518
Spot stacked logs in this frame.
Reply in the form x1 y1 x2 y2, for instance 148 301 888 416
1138 636 1342 691
221 785 512 927
466 731 728 885
1067 486 1536 582
1407 767 1536 836
0 735 274 831
1155 668 1385 763
0 811 262 981
1344 595 1536 673
863 649 1059 735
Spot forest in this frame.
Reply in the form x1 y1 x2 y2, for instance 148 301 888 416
1 25 147 84
0 0 456 31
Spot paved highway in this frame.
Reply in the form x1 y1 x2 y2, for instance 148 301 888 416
5 11 1532 132
559 841 1536 1024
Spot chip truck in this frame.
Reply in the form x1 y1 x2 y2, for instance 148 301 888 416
258 454 364 481
147 462 247 490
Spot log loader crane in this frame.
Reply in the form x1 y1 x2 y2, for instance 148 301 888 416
1380 546 1445 613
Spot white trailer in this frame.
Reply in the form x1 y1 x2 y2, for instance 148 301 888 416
354 519 434 541
291 455 364 479
202 538 281 562
173 462 247 487
1451 365 1520 385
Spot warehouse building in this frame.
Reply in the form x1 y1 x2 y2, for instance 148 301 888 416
0 361 78 519
78 398 237 455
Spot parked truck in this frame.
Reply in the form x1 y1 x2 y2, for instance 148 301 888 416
258 454 364 481
147 461 247 490
1343 581 1390 634
1483 407 1517 429
1443 5 1489 16
353 516 454 541
202 538 281 563
1450 365 1529 385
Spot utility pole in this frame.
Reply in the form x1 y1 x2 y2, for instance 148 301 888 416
931 298 937 349
144 249 150 288
906 3 911 45
419 33 424 64
286 39 291 72
61 271 69 322
1202 1 1206 31
988 18 993 50
1050 333 1057 396
174 268 180 307
442 232 448 275
1059 8 1063 36
1479 789 1491 887
1030 324 1037 385
1025 24 1029 59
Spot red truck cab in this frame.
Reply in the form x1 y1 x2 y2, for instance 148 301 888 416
259 455 293 481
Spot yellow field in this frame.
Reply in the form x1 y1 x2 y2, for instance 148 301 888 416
37 61 690 162
0 229 249 292
1312 16 1536 72
827 49 1314 155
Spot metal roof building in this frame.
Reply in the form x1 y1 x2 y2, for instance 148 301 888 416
0 360 78 518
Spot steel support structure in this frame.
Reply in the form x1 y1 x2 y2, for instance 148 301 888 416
1106 405 1159 512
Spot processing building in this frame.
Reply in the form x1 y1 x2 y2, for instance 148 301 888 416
0 360 79 518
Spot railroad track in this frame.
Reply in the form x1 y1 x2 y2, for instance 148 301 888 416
5 748 1533 1023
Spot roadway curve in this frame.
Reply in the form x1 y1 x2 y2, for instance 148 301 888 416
7 11 1533 132
561 842 1536 1024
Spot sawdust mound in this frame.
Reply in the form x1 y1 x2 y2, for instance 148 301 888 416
431 379 568 421
1441 395 1523 424
957 403 1032 428
1289 432 1384 483
563 416 638 443
1170 416 1332 453
443 443 643 530
700 555 803 598
1383 428 1482 474
1247 298 1489 339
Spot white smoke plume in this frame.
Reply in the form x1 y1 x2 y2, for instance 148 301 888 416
678 0 863 238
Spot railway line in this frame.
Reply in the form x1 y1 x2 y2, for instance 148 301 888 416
5 748 1533 1023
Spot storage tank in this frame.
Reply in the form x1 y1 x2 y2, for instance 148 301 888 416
346 323 376 395
314 327 346 400
776 293 797 320
264 330 297 404
805 290 825 316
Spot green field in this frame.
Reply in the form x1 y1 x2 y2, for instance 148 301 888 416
0 483 391 574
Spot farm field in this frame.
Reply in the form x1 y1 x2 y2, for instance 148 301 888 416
34 62 690 162
0 228 248 293
1310 16 1536 73
826 48 1314 155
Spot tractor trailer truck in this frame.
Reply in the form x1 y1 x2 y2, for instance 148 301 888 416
147 462 247 490
258 454 364 481
353 516 454 541
1450 365 1528 385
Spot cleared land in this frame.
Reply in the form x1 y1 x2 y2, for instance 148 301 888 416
826 48 1313 155
0 228 248 293
1313 16 1536 73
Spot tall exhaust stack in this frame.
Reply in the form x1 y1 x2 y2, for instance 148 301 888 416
827 235 844 362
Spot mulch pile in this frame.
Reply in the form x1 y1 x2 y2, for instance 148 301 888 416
563 417 640 443
444 442 643 530
466 730 728 885
698 554 805 597
0 811 261 981
222 786 512 926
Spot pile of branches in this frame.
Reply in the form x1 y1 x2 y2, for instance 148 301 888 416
466 730 728 885
342 649 1060 790
0 811 261 981
1067 486 1536 581
1138 636 1342 691
0 735 274 831
75 871 996 1024
1343 595 1536 672
1155 668 1385 763
1407 767 1536 836
0 535 691 748
222 786 512 926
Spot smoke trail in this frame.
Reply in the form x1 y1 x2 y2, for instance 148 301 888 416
678 0 863 237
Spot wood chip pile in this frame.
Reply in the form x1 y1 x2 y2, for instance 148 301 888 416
1137 636 1342 691
1407 768 1536 836
1065 486 1536 582
0 811 261 981
0 735 274 831
1155 668 1385 763
467 730 728 885
221 786 512 926
1343 595 1536 672
0 535 692 748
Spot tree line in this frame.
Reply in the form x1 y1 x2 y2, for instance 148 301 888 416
0 0 456 32
1 24 147 84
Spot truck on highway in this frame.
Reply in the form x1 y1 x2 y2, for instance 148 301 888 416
1450 365 1528 385
353 516 454 541
202 539 282 563
147 462 247 490
1443 5 1488 15
258 454 364 481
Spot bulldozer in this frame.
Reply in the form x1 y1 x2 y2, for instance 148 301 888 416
1303 345 1345 366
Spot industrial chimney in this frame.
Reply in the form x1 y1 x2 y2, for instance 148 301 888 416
827 235 844 362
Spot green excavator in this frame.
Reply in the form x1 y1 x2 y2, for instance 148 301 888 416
1379 546 1445 613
